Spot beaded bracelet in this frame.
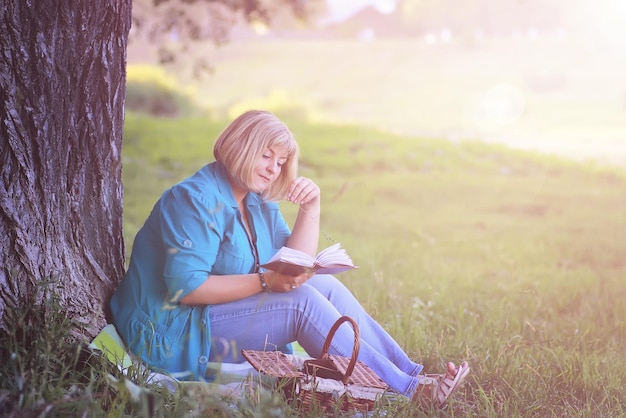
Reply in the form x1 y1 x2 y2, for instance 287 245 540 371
258 271 271 293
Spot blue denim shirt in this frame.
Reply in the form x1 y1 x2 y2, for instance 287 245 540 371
110 162 291 380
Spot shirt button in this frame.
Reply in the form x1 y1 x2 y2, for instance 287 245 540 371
182 239 193 248
198 355 208 364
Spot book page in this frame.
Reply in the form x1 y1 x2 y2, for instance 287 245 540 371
315 243 354 268
268 246 315 267
261 243 357 275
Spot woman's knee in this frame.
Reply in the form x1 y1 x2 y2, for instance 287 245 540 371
306 274 354 301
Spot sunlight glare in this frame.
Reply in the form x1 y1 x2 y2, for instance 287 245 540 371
373 0 396 15
470 83 526 133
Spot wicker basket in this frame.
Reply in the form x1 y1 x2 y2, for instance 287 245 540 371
242 316 388 415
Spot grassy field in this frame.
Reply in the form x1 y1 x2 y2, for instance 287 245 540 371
4 36 624 415
120 112 626 417
129 37 626 167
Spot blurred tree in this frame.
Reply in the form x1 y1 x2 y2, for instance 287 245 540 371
132 0 323 77
0 0 320 340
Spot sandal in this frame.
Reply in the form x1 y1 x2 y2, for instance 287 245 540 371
413 361 470 409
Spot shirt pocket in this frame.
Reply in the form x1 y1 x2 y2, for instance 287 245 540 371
211 239 246 275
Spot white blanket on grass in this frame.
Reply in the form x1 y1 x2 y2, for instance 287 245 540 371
89 324 262 396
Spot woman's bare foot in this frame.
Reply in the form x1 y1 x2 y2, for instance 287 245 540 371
413 361 470 408
446 361 457 376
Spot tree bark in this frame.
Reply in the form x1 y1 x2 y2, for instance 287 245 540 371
0 0 131 339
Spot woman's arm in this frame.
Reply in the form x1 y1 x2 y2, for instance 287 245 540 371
284 176 321 257
178 273 262 305
179 270 309 305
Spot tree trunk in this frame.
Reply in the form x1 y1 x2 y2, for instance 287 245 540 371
0 0 131 339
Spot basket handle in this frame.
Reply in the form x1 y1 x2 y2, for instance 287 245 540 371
320 316 360 385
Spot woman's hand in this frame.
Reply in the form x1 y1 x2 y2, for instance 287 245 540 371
287 176 320 207
284 176 321 258
264 270 312 292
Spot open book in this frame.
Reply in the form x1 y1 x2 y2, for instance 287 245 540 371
260 243 358 276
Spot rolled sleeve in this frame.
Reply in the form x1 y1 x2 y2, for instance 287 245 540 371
159 187 222 300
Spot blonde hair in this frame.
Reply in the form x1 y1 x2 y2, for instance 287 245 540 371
213 110 299 201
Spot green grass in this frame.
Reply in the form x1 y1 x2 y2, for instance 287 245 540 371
119 113 625 416
3 112 625 417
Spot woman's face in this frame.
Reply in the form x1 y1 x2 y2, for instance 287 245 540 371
251 146 289 193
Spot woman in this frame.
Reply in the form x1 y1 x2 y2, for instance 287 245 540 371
109 110 469 407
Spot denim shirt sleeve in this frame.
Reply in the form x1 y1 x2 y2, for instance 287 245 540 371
158 186 223 301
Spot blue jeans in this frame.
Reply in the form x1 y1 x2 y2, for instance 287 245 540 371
207 274 422 396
